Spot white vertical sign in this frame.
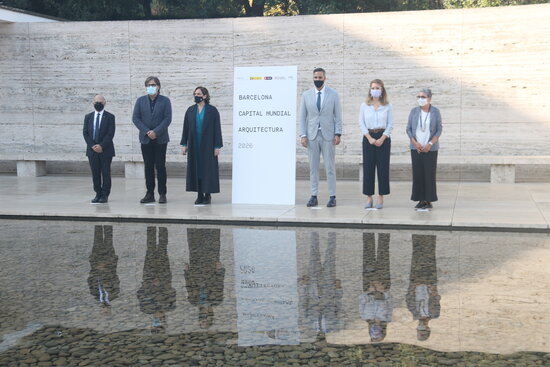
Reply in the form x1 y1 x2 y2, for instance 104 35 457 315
234 229 299 346
232 66 297 205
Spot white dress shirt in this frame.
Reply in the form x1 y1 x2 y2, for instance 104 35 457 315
359 292 393 322
94 110 104 138
358 103 394 137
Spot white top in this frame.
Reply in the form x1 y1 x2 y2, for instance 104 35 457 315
94 110 104 133
359 292 393 322
415 110 431 146
415 285 431 318
358 103 394 137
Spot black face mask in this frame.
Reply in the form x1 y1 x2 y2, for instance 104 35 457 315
94 102 104 112
194 96 204 104
314 80 324 88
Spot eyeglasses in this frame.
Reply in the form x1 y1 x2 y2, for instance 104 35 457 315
416 96 427 99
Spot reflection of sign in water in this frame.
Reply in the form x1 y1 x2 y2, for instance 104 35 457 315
232 66 298 205
234 229 299 346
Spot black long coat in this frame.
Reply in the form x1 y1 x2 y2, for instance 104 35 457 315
184 228 225 307
180 104 223 193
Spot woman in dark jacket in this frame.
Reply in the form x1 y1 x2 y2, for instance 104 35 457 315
405 88 443 210
181 87 223 205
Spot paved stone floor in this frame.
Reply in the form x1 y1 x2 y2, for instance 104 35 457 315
2 175 550 230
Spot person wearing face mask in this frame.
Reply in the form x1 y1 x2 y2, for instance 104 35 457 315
299 68 343 208
405 88 442 210
358 79 393 209
83 95 116 203
132 76 172 204
181 87 223 205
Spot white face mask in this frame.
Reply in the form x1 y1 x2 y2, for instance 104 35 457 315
370 89 382 98
417 98 428 107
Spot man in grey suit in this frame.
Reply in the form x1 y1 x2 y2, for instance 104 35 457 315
299 68 342 207
132 76 172 204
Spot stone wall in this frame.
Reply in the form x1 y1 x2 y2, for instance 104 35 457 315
0 4 549 178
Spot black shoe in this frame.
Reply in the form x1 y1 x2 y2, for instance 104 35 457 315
194 193 204 205
327 196 336 207
203 194 211 205
423 202 433 209
140 193 155 204
158 194 167 204
306 196 318 207
98 196 109 203
91 194 101 203
415 201 425 209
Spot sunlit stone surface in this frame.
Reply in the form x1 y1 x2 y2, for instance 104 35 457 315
1 220 549 365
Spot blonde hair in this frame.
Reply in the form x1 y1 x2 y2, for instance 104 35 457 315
366 79 389 106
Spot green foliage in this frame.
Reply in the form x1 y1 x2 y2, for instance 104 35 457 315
443 0 549 7
2 0 549 20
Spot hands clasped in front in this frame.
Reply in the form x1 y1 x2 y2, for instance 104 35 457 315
366 135 386 147
413 141 431 154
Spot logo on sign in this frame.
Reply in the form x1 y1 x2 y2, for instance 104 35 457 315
250 77 262 80
264 76 273 80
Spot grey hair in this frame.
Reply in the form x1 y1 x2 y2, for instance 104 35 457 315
420 88 432 98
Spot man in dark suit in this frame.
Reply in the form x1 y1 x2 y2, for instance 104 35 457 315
83 95 116 203
132 76 172 204
88 225 119 312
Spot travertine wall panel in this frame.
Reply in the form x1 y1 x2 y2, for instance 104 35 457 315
0 4 549 168
0 23 35 151
27 22 132 155
128 19 234 155
234 15 345 155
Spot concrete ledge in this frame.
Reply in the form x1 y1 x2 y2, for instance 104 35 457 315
5 154 550 183
16 160 46 177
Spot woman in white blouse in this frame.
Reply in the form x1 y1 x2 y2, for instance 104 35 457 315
358 79 393 209
405 88 443 210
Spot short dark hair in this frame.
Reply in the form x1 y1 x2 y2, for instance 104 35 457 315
194 86 210 104
145 76 161 88
313 67 326 75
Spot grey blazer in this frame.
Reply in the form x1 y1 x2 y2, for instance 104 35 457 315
132 94 172 144
405 106 442 151
299 86 343 141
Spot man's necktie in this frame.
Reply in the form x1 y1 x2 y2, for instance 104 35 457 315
94 113 100 141
316 91 321 111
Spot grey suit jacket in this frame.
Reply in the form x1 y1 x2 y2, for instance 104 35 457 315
132 94 172 144
405 106 442 151
299 86 343 141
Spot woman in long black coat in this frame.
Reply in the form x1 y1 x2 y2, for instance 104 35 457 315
181 87 223 205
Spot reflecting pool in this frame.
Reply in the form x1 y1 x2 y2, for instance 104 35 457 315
1 220 549 366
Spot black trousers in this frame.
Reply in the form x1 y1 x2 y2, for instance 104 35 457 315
362 133 391 196
410 234 437 285
141 141 167 195
362 233 391 292
88 153 113 197
410 150 438 202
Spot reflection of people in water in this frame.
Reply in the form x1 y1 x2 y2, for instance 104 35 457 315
299 232 343 340
87 225 119 314
184 228 224 329
406 234 440 341
359 232 392 342
137 227 176 333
